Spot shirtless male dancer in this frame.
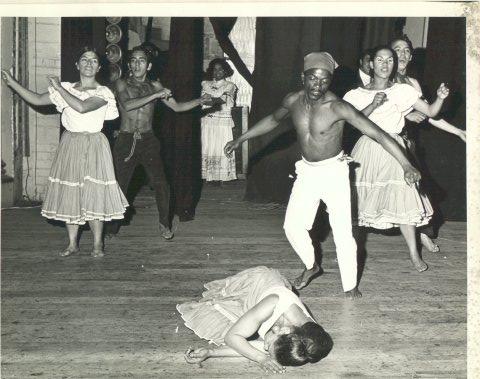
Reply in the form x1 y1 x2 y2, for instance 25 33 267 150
105 45 211 239
225 52 421 299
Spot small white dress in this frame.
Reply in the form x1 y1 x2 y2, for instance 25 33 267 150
177 266 313 345
200 79 238 181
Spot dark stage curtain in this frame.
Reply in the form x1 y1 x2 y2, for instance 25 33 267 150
61 18 114 141
61 18 109 84
246 17 399 203
160 18 204 222
415 18 466 221
360 17 403 50
245 17 466 222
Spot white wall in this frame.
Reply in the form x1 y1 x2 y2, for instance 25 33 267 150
1 18 14 178
404 17 429 48
1 17 15 207
23 17 61 201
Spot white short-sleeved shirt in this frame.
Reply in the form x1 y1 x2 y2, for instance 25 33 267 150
48 82 118 133
343 83 420 134
358 69 371 86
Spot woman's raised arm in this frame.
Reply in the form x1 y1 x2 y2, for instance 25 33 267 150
47 76 106 114
2 69 52 106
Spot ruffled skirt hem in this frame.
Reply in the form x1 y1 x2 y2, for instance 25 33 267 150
352 135 433 229
41 131 128 225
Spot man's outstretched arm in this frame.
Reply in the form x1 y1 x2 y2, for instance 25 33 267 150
224 92 295 156
161 95 209 112
160 78 211 113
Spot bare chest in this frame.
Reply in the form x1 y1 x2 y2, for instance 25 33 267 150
291 101 339 136
127 81 155 99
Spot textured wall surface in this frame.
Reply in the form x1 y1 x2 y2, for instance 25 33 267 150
24 17 61 201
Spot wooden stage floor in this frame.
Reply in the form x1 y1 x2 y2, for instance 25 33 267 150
1 180 467 378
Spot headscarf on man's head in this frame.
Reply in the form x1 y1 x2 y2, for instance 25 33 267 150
303 52 338 75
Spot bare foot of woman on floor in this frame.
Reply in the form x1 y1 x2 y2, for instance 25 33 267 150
420 233 440 253
411 258 428 272
59 245 79 257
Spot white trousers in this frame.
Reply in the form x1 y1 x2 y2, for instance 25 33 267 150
283 152 358 292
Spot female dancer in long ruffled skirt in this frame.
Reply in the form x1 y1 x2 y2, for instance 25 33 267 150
1 46 128 257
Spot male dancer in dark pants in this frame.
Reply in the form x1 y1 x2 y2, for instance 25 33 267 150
105 45 210 239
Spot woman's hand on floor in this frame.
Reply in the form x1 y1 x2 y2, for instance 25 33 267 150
256 355 286 374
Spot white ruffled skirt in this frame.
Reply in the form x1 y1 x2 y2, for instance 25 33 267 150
41 131 128 224
351 134 433 229
177 266 290 345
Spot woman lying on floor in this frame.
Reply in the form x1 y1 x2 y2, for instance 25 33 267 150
177 266 333 373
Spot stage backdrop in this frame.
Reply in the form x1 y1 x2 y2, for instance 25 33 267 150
159 17 204 222
245 17 466 222
415 17 466 221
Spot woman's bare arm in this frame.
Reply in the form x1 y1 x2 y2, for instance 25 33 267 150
48 76 106 114
2 69 51 106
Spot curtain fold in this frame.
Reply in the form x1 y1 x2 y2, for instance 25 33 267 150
416 17 466 220
160 17 204 221
360 17 401 50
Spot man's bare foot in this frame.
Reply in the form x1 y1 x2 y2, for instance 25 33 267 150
420 233 440 253
59 246 79 257
293 263 322 290
412 258 428 272
345 287 362 300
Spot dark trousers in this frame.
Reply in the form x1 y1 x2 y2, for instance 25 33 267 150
105 132 171 234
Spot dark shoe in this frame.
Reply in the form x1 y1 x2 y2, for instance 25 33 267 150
104 232 118 240
179 209 195 222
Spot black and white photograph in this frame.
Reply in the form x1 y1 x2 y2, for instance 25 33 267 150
1 2 478 378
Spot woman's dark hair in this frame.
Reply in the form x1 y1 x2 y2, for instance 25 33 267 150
75 46 100 63
390 34 414 53
205 58 234 80
272 322 333 366
370 45 398 81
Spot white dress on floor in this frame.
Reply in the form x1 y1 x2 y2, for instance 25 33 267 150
177 266 313 346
